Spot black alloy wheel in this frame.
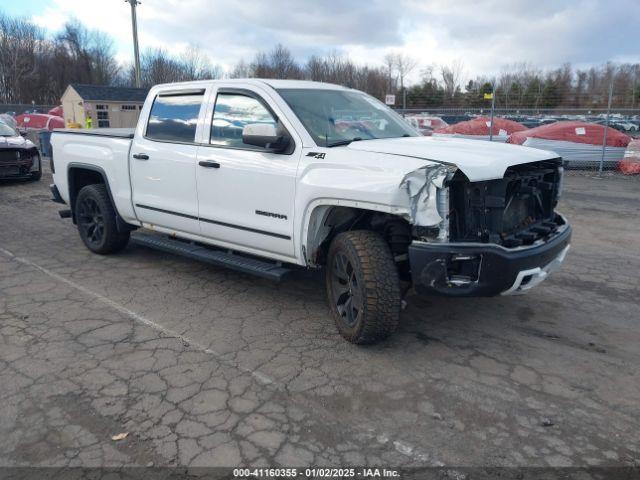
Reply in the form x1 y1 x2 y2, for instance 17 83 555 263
330 251 364 328
77 196 105 247
74 184 130 254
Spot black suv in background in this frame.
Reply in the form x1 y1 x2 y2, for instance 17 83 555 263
0 121 42 181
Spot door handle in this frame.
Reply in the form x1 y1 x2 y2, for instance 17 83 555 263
133 153 149 160
199 160 220 169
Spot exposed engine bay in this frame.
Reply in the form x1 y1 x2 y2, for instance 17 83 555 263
305 159 566 290
447 159 564 247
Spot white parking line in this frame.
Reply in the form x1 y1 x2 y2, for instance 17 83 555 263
0 246 436 464
0 246 275 385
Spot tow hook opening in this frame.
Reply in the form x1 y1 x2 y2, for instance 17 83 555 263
423 253 482 290
520 274 534 287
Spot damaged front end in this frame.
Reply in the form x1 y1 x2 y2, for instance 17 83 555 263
404 159 571 297
399 164 455 242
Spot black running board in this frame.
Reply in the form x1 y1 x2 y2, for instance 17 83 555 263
131 233 291 281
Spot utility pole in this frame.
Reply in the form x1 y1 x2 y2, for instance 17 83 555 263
599 81 613 176
126 0 142 88
489 83 496 141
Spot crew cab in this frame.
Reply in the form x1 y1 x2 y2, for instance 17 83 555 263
50 79 571 344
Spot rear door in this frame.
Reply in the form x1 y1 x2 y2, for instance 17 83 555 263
130 88 206 235
195 87 299 258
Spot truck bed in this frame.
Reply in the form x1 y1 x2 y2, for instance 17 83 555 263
53 128 135 139
50 127 135 222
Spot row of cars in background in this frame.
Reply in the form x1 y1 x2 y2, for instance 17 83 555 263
3 102 640 181
404 112 640 173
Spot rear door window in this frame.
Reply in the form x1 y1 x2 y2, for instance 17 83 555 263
146 92 204 143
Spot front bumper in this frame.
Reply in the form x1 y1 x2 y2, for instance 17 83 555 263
409 215 572 297
0 153 39 178
0 160 34 178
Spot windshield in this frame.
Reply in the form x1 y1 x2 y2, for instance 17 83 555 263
0 122 17 136
277 88 418 147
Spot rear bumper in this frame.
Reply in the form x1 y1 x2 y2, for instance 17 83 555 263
409 215 572 297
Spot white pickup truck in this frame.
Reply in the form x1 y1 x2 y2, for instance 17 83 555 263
50 79 571 344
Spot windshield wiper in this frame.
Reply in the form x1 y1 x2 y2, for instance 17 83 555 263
326 137 363 148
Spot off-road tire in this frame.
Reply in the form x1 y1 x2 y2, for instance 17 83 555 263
326 230 401 344
75 184 129 254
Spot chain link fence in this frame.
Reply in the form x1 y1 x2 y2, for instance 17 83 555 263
394 101 640 176
2 100 640 175
1 104 57 115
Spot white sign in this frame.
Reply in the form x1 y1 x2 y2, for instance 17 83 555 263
575 127 586 135
385 94 396 106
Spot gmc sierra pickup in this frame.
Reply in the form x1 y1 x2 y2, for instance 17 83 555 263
50 79 571 344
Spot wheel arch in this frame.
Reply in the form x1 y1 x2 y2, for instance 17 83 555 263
301 198 411 267
67 163 132 232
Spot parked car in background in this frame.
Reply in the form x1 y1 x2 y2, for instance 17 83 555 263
16 113 65 132
405 115 448 136
48 106 64 117
507 121 631 169
433 116 527 142
610 120 639 135
0 121 42 181
0 113 17 130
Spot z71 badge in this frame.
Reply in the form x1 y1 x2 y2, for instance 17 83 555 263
306 152 326 159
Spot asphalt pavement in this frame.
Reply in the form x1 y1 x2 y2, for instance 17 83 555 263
1 163 639 469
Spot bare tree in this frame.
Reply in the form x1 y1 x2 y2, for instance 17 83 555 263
182 45 222 80
3 10 640 110
229 59 251 79
384 52 417 108
0 13 44 103
383 53 397 93
441 60 464 100
250 44 302 79
89 31 121 85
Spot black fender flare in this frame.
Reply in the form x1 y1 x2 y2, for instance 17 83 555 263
67 163 135 233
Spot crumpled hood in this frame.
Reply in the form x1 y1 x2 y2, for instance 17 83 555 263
0 134 33 149
346 135 559 182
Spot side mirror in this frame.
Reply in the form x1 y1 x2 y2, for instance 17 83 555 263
242 123 289 152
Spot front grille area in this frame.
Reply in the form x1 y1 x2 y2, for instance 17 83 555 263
0 149 22 164
0 148 35 177
448 159 563 247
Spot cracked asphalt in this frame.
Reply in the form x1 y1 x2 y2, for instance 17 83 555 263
1 162 639 468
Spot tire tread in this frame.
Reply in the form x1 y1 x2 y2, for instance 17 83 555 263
76 184 129 254
326 230 401 344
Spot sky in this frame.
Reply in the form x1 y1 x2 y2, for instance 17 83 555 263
3 0 639 84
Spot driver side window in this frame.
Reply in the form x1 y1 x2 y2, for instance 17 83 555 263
210 93 277 149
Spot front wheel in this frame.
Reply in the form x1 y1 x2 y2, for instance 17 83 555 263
75 184 130 254
326 230 401 344
29 154 42 181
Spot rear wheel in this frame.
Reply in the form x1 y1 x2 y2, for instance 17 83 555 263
326 230 401 344
75 184 129 254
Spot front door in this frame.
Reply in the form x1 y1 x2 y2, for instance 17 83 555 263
196 89 298 258
130 89 206 235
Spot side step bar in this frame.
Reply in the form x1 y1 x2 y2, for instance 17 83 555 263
131 233 291 281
